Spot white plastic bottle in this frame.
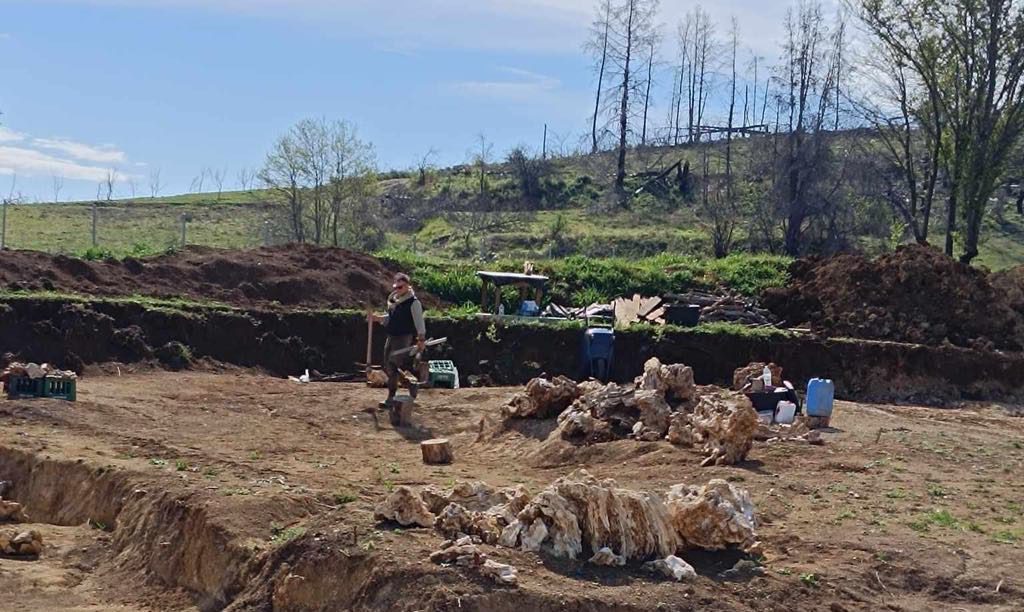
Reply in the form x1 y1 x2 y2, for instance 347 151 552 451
762 365 772 387
498 303 505 315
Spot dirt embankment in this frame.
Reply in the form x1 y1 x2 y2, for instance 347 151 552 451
1 297 1023 405
0 245 439 310
763 245 1024 351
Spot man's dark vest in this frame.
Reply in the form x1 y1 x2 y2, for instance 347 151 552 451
386 296 419 336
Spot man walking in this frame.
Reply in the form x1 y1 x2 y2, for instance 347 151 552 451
370 273 426 407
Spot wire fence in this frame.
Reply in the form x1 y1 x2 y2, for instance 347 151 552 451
0 200 285 257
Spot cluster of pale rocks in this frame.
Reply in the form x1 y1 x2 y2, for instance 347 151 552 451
374 470 759 585
507 358 762 466
0 491 42 557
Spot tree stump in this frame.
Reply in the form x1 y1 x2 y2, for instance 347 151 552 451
420 438 453 465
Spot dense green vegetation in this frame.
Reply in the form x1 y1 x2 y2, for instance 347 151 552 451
380 249 791 305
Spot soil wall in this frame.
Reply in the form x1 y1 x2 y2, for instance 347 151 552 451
1 297 1022 404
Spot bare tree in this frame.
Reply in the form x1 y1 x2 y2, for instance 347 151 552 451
2 175 21 249
211 167 226 201
725 17 739 203
127 177 137 200
236 167 255 192
587 0 614 154
149 168 162 198
326 119 377 248
640 38 657 146
688 6 714 143
775 0 845 256
472 134 494 197
51 175 64 204
103 169 117 201
857 0 1024 263
606 0 660 196
260 134 307 242
259 118 378 247
415 148 438 186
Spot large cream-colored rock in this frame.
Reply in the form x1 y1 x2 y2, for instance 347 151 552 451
666 413 695 446
634 390 671 439
374 487 436 528
666 479 757 551
506 376 580 419
511 470 680 561
635 358 696 403
689 393 759 466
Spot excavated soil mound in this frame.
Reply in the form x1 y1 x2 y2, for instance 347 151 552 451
0 245 439 310
763 244 1023 351
992 265 1024 318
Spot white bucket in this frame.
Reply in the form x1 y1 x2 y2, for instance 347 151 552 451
775 401 797 425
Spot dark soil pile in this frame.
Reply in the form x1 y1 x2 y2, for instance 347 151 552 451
992 265 1024 318
762 244 1024 351
0 244 438 310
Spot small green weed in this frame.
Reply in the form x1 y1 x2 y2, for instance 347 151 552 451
333 491 358 505
800 573 820 587
175 459 188 472
270 524 306 545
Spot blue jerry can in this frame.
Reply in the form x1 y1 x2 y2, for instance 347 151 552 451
580 328 614 382
806 378 835 417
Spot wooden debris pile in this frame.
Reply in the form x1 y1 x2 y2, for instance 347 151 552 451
613 292 777 327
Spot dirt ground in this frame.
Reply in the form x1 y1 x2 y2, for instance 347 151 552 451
1 370 1023 611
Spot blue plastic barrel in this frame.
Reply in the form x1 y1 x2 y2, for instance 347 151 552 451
580 328 614 382
806 378 835 417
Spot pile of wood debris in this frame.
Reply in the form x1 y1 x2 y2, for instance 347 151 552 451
613 292 777 327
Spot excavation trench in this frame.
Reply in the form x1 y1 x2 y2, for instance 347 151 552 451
0 446 653 611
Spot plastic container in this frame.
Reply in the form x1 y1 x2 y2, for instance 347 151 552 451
806 378 835 417
664 304 701 327
745 388 789 412
756 411 773 425
775 401 797 424
762 366 773 387
580 328 614 382
428 360 460 389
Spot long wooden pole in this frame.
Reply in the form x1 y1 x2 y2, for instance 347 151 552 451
365 313 374 376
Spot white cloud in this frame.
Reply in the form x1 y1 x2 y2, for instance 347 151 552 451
0 128 134 183
0 127 26 143
452 67 561 101
32 137 127 164
0 145 125 182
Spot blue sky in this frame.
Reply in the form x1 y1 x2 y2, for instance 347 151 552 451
0 0 802 202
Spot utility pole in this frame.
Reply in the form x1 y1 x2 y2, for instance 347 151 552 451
542 124 548 160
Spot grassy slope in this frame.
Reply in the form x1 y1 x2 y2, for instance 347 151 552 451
3 139 1022 269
